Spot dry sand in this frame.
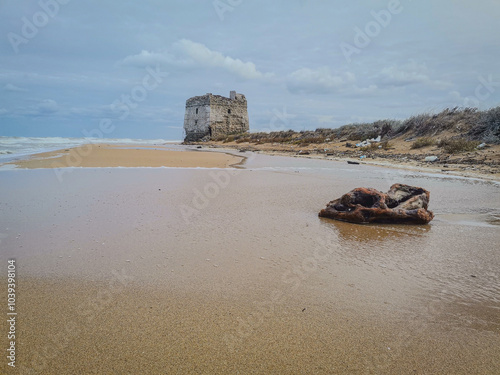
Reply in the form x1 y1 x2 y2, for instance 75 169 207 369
1 149 499 374
4 144 244 169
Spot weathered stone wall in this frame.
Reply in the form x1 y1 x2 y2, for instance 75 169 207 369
184 94 211 142
209 93 249 139
183 91 249 142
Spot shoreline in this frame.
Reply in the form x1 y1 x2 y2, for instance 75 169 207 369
2 140 498 185
197 140 500 182
3 139 498 182
265 149 500 183
1 143 245 169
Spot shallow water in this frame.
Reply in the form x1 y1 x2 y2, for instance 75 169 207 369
1 151 499 374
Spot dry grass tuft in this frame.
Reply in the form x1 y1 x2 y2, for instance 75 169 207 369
411 137 436 149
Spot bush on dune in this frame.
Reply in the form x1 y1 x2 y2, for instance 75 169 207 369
438 138 480 154
208 106 500 146
411 137 436 149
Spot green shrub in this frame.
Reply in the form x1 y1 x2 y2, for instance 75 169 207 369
438 138 480 153
411 137 436 149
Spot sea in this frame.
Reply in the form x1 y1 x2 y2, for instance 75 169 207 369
0 136 180 163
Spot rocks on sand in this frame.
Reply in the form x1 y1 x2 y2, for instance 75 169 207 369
319 184 434 224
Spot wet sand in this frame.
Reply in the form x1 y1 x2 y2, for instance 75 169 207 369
204 139 500 182
1 150 499 374
4 144 244 169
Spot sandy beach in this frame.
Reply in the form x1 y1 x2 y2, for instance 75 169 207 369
4 144 244 169
3 0 499 372
1 147 499 374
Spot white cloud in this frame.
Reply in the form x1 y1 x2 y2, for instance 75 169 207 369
286 67 356 94
377 60 451 89
120 39 273 80
378 61 429 86
175 39 274 79
120 50 175 67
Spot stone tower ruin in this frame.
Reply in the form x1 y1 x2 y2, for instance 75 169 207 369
183 91 249 142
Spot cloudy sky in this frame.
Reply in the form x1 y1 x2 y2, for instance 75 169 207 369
1 0 499 140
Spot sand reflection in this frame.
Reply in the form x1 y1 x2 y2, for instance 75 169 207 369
319 217 431 243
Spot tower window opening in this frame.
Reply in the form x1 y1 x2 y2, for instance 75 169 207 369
196 108 198 114
228 109 231 114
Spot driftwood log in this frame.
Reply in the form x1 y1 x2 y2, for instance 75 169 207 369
319 184 434 224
